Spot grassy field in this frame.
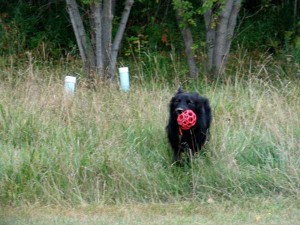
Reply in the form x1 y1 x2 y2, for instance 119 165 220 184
0 57 299 223
1 197 300 225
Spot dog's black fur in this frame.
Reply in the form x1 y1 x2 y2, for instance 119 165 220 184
166 87 212 163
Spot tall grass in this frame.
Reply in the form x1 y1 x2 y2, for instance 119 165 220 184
0 56 299 206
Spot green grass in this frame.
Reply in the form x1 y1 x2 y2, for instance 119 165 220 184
0 58 299 223
0 70 299 205
1 197 299 225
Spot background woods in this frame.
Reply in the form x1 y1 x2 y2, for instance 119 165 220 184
0 0 299 80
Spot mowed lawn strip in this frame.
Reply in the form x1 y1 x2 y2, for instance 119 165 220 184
1 197 299 225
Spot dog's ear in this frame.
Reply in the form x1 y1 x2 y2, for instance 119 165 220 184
200 97 212 128
192 92 201 103
176 85 184 94
193 93 209 112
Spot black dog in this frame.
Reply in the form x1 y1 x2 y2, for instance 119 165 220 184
166 87 212 163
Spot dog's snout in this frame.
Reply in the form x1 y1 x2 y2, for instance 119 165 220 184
175 108 184 115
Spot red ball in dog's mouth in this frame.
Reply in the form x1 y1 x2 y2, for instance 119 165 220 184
177 110 197 130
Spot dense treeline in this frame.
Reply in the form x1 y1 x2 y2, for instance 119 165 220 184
0 0 299 77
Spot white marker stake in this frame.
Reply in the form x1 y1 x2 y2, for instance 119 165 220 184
119 67 130 92
65 76 76 95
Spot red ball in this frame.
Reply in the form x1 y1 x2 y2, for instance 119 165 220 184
177 110 197 130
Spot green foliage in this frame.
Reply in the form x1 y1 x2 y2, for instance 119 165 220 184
122 0 182 56
173 0 197 27
81 0 97 5
235 1 300 56
0 17 25 55
0 1 75 59
198 0 225 15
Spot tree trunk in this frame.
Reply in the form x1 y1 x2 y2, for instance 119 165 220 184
91 2 103 76
102 0 113 78
294 0 298 30
66 0 90 76
225 0 241 62
203 7 215 72
213 0 233 76
175 10 199 78
203 0 242 78
109 0 134 79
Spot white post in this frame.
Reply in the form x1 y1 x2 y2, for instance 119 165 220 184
118 67 130 92
65 76 76 95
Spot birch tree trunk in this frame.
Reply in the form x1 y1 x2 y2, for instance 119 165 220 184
203 7 215 72
66 0 90 76
110 0 134 79
175 10 199 78
91 2 103 75
203 0 242 78
102 0 113 77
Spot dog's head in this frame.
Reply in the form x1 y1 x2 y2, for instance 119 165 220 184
170 86 201 116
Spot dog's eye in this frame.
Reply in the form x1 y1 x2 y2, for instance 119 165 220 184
187 100 194 105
